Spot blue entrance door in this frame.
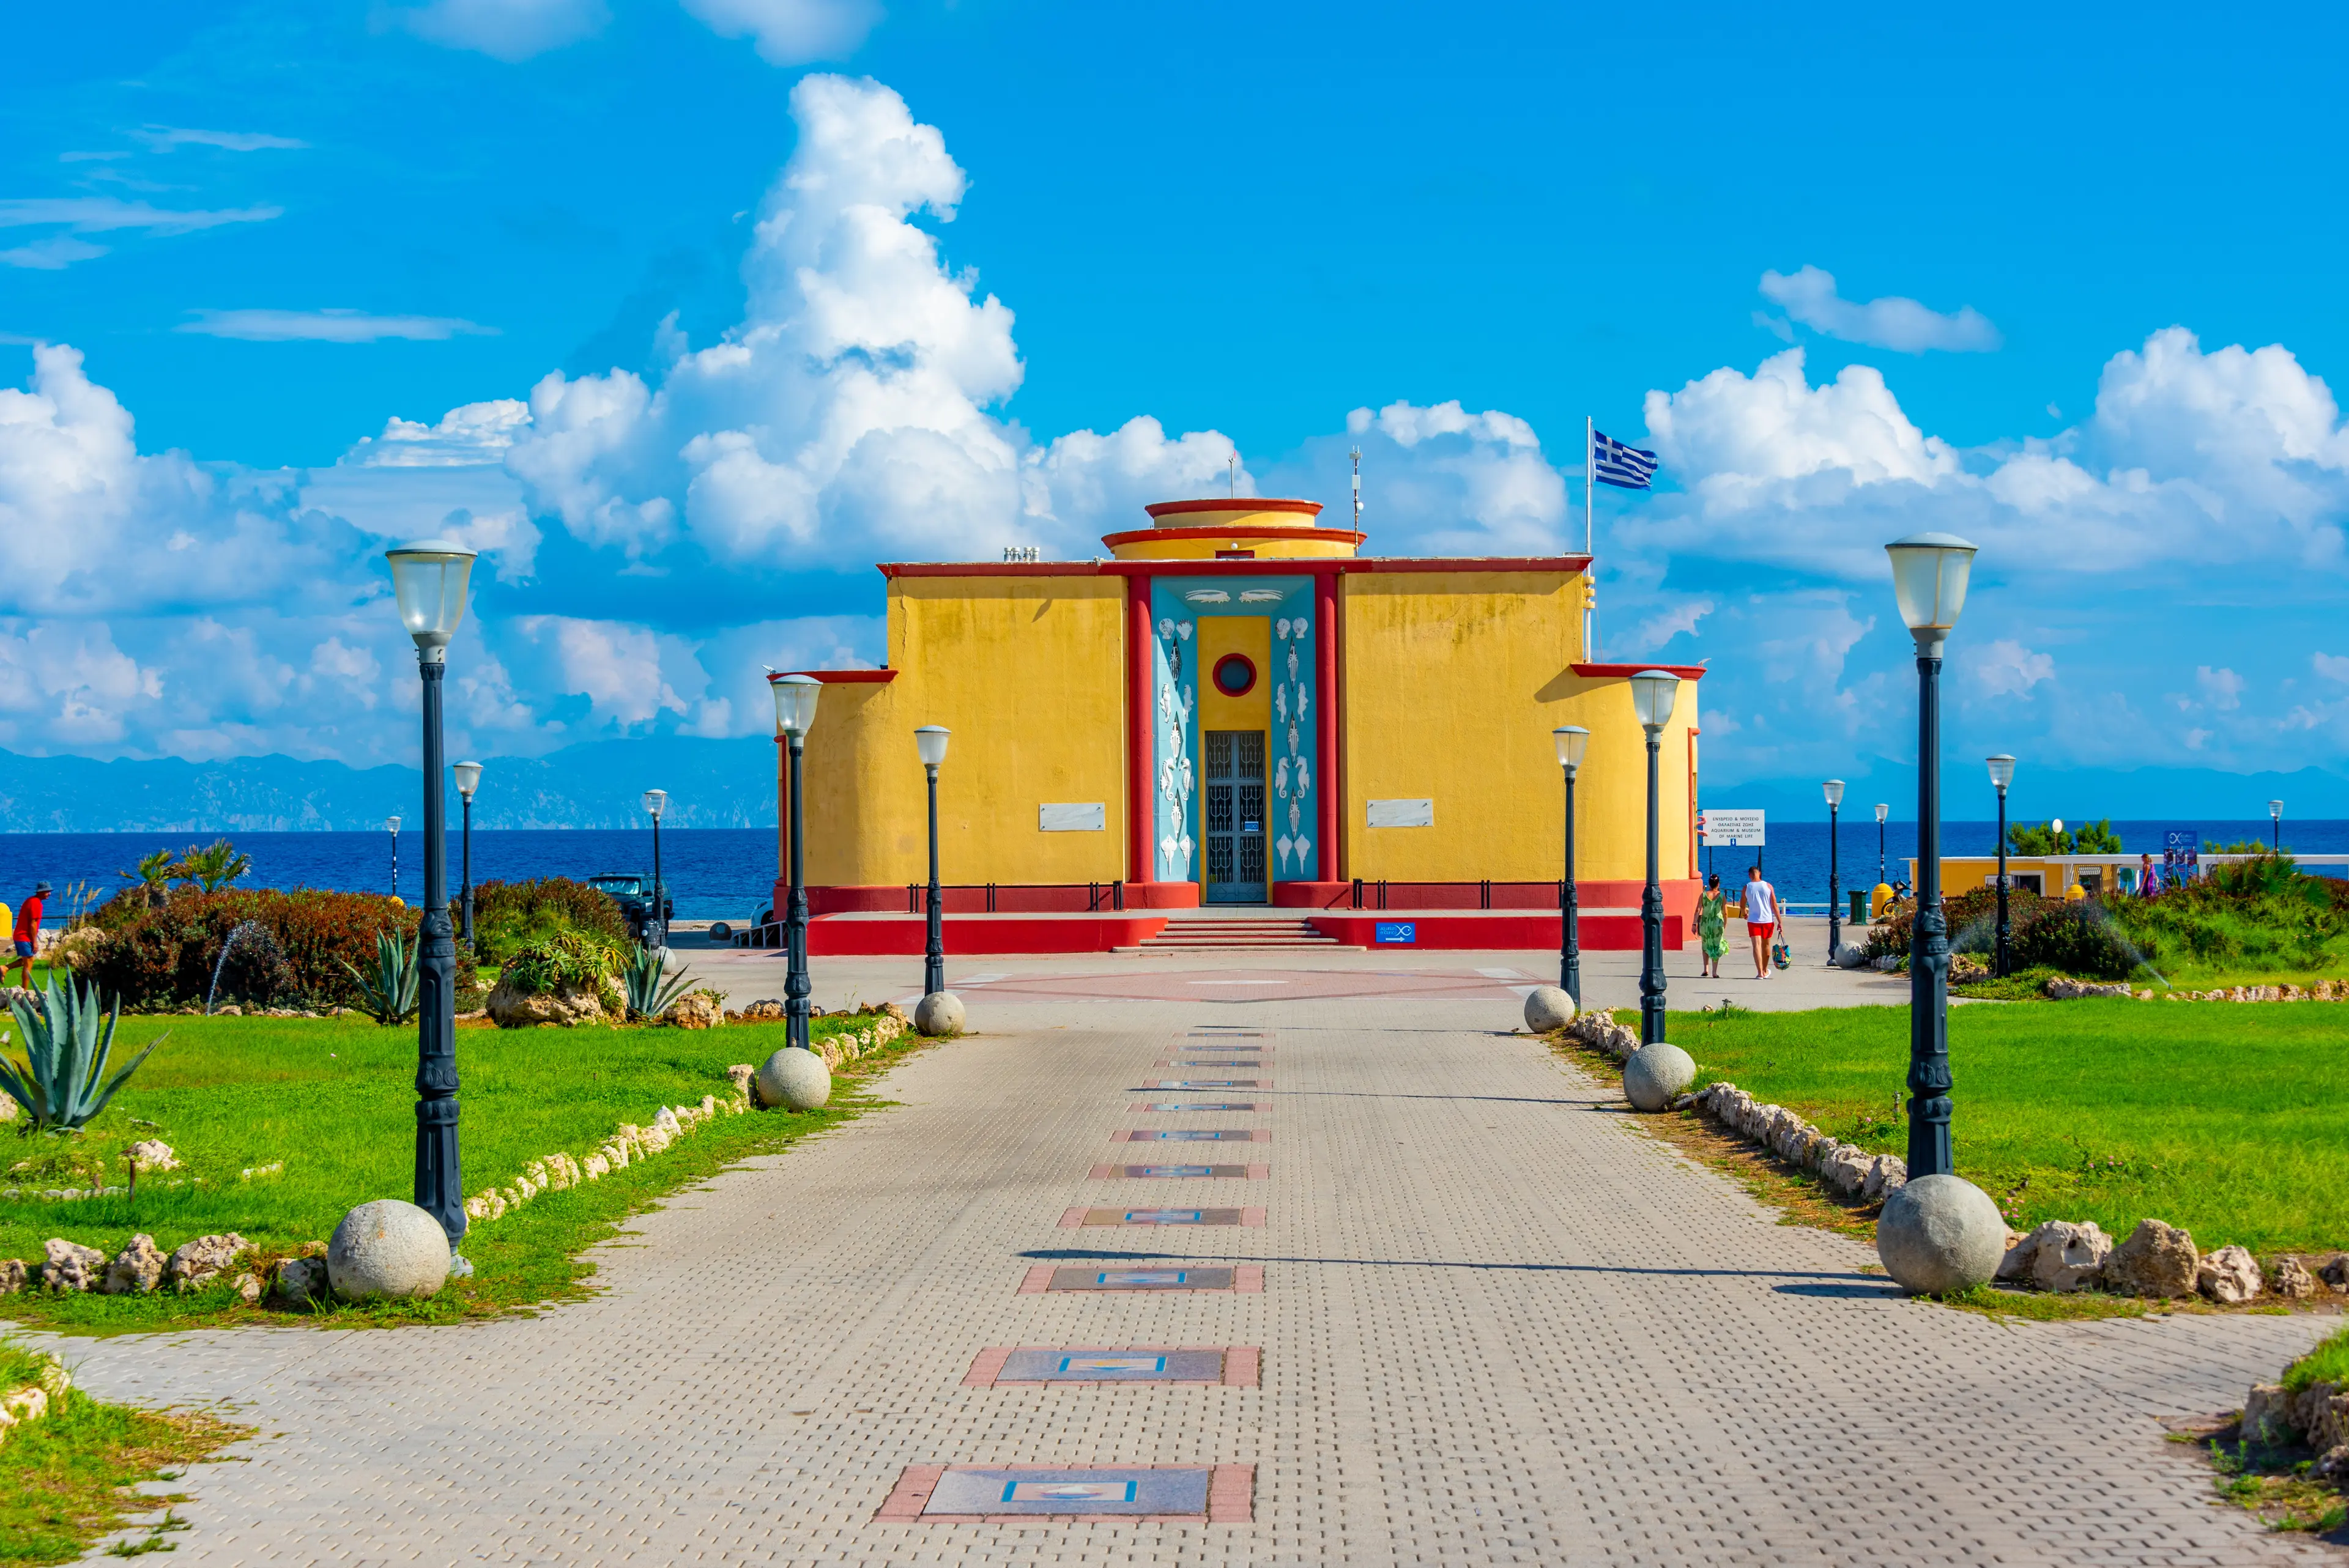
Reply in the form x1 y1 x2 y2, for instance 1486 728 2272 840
1203 730 1267 903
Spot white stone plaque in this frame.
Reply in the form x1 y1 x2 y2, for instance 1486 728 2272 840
1366 798 1434 829
1039 802 1106 832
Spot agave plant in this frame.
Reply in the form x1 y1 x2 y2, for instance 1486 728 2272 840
338 929 420 1024
623 942 695 1022
0 977 168 1132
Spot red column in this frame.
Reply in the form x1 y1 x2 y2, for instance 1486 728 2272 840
1126 574 1154 884
1316 567 1341 882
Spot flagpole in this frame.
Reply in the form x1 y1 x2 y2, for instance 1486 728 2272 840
1584 415 1597 659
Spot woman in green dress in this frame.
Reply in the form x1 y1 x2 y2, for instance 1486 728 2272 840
1696 871 1728 978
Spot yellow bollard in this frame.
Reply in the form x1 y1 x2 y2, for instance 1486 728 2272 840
1870 882 1895 920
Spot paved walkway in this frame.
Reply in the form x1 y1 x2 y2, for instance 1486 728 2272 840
20 974 2336 1564
694 916 1913 1016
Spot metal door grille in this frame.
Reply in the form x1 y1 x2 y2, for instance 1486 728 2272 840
1204 730 1267 903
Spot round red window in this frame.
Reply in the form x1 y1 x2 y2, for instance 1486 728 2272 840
1212 653 1256 697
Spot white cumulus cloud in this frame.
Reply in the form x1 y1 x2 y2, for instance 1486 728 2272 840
675 0 881 63
1758 265 2002 353
1970 638 2055 698
393 0 611 60
507 74 1231 566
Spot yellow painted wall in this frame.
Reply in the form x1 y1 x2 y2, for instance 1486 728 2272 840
1196 616 1272 733
1339 571 1693 886
792 574 1129 886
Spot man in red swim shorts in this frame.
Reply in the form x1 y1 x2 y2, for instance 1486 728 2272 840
9 880 48 989
1741 864 1778 980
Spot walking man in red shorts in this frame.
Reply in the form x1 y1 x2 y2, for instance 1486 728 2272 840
9 881 50 989
1741 864 1778 980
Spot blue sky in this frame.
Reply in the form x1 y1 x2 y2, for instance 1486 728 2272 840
5 0 2349 800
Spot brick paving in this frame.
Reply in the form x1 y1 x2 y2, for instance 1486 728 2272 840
19 984 2340 1564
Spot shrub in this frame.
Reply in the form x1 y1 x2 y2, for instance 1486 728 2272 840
1868 884 2054 963
2013 901 2146 980
75 889 475 1011
499 931 626 1002
471 878 628 963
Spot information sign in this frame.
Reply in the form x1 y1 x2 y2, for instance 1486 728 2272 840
1699 808 1766 847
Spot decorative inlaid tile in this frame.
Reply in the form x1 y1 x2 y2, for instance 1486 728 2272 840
1058 1206 1265 1227
961 1346 1255 1386
1017 1263 1264 1293
1130 1102 1263 1111
1086 1163 1271 1178
875 1463 1254 1522
1141 1079 1267 1089
1112 1128 1267 1142
1157 1059 1267 1068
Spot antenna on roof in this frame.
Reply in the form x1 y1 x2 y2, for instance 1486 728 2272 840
1350 447 1362 529
1227 453 1237 498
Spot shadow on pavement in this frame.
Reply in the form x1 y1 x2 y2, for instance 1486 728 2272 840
1017 1246 1872 1283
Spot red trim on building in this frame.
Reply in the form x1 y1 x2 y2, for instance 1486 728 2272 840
1126 575 1153 884
1100 523 1367 550
878 561 1102 578
770 668 897 683
1352 556 1594 574
1145 498 1323 519
1570 662 1707 679
875 554 1593 579
1315 567 1340 881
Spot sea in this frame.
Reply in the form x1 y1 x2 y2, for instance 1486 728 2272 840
0 818 2339 926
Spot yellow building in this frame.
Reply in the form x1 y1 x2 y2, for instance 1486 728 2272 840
776 498 1702 950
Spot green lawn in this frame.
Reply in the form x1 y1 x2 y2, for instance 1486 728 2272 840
1 1011 910 1332
1658 1000 2349 1254
0 1339 248 1564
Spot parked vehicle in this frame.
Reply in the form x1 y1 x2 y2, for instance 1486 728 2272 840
587 873 672 943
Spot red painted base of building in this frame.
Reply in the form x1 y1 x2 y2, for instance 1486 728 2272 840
803 908 1685 956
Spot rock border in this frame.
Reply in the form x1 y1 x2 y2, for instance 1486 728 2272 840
0 1352 70 1448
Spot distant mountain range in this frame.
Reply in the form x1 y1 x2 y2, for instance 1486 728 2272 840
0 739 779 831
1707 764 2349 823
0 742 2341 832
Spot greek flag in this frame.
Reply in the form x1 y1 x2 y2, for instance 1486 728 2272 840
1592 429 1658 490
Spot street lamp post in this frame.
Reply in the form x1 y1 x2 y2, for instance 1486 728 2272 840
1874 801 1888 892
915 726 951 997
1885 532 1978 1180
771 675 822 1054
1986 755 2016 977
642 789 668 950
384 538 478 1246
1553 726 1590 1004
386 816 401 901
1823 780 1845 962
2270 798 2284 852
1630 671 1680 1046
453 762 481 949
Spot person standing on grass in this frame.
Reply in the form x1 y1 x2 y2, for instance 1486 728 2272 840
1742 864 1778 980
8 881 48 989
1696 873 1728 978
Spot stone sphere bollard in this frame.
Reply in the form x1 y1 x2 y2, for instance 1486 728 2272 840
1622 1042 1696 1111
1876 1173 2006 1294
327 1199 451 1301
914 991 965 1037
1522 985 1576 1032
757 1045 832 1111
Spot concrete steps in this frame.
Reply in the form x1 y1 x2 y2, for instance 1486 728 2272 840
1123 915 1361 954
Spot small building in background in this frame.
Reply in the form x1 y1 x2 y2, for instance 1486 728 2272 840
774 498 1702 952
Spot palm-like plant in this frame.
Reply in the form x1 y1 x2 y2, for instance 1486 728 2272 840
623 943 694 1021
117 848 181 910
0 977 168 1131
176 839 253 893
338 930 420 1024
